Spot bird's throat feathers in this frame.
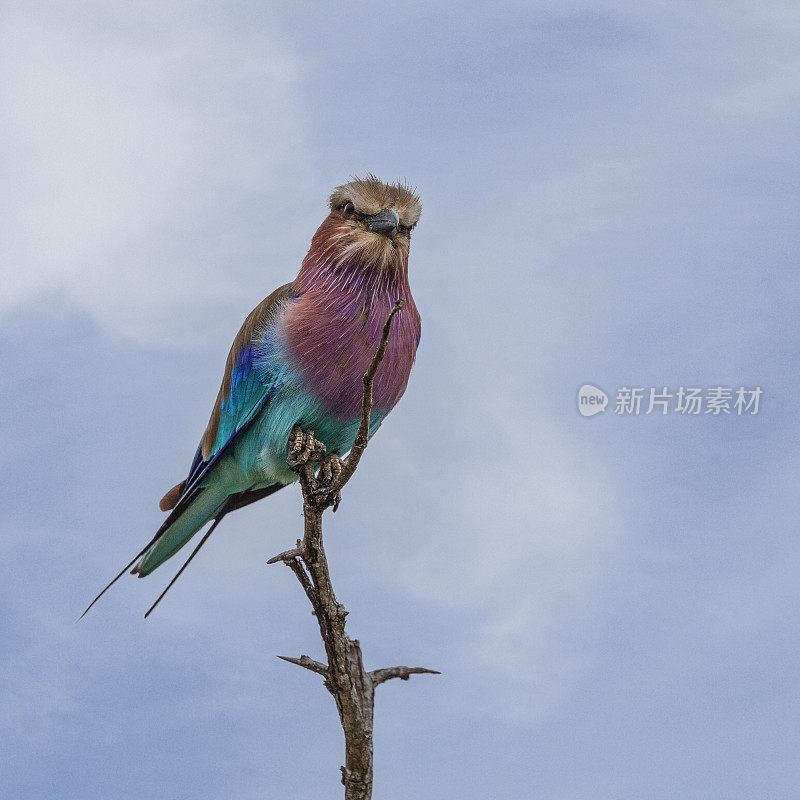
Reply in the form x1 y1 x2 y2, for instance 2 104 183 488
285 214 421 419
296 213 409 292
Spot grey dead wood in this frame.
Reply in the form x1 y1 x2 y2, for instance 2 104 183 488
268 300 439 800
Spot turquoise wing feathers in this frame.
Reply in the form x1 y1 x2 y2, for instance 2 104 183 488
199 282 296 465
134 284 296 576
157 283 296 513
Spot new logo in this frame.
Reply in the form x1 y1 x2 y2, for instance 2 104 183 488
577 384 608 417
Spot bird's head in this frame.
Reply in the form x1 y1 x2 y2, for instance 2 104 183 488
305 175 422 276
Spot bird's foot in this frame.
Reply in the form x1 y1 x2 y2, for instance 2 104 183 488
287 429 343 510
313 454 344 511
287 427 326 469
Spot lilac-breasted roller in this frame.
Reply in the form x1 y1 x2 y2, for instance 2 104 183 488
85 176 421 616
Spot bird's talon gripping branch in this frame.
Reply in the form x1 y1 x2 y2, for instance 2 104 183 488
287 429 343 510
311 453 345 509
319 453 344 486
288 426 326 469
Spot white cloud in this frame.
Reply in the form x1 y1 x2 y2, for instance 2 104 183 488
0 2 307 345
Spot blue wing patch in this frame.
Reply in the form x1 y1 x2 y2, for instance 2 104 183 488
167 284 295 512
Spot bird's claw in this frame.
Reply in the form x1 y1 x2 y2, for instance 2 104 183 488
287 427 326 469
287 429 343 510
313 454 344 511
318 453 344 486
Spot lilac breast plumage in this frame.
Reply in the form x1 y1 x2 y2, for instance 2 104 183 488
282 270 421 420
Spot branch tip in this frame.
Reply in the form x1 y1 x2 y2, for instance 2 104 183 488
369 666 441 686
277 654 329 677
267 547 303 565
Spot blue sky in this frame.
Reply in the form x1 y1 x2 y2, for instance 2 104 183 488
2 1 799 798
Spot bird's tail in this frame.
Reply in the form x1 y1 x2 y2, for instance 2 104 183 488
132 485 229 577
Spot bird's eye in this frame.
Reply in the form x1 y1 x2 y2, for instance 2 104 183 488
342 201 355 217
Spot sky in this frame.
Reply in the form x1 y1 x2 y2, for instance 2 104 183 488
2 1 799 797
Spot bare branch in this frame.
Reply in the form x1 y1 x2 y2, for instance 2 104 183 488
285 558 318 608
274 300 438 800
369 666 442 687
266 546 304 565
278 654 330 678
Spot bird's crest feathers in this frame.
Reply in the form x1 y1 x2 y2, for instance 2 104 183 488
329 174 421 228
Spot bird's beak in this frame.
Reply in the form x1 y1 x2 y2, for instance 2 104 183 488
366 207 400 238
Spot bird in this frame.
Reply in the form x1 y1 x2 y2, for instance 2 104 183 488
83 175 422 617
